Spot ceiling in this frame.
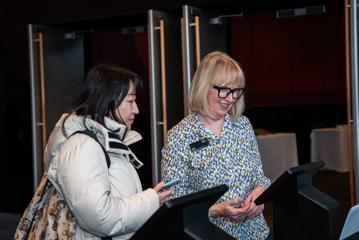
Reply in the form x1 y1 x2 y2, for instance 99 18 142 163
1 0 335 26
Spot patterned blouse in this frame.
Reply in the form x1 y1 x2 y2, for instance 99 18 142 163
161 113 271 239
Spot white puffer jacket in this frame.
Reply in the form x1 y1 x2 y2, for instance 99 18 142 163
44 114 159 239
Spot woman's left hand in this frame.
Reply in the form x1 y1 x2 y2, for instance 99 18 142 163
243 186 265 218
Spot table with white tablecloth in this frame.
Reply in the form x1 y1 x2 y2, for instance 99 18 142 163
310 126 349 172
256 133 299 182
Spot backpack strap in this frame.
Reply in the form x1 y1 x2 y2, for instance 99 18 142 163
70 130 112 240
70 130 111 168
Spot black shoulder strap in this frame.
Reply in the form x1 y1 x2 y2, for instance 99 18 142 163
70 130 111 168
70 130 113 240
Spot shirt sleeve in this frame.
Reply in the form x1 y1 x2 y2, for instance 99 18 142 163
161 128 193 199
47 134 159 237
242 116 271 189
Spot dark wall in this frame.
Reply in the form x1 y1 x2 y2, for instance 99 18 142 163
227 1 347 165
0 0 333 25
230 1 345 107
89 29 153 188
0 26 33 213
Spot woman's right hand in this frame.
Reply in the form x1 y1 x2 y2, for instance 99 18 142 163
153 181 173 205
208 198 250 221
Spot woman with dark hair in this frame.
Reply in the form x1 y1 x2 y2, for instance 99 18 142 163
42 64 172 239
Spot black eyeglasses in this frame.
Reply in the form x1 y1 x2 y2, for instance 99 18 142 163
212 85 245 99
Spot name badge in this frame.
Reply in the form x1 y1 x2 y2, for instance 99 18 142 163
189 138 209 151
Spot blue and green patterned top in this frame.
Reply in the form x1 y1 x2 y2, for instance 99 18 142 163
161 113 271 239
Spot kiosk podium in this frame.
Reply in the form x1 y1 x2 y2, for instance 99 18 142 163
255 161 341 240
131 184 235 240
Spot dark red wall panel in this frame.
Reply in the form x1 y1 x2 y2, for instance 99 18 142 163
306 15 325 92
230 16 254 92
252 12 274 93
229 1 345 107
272 17 291 93
90 30 150 113
290 16 309 93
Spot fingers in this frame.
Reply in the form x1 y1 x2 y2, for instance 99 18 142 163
246 203 264 218
153 181 165 192
244 193 253 206
242 186 266 218
229 199 263 221
229 209 247 221
157 186 173 205
217 199 248 221
227 198 243 208
254 204 264 216
245 201 256 216
153 181 174 205
210 186 266 221
210 198 264 222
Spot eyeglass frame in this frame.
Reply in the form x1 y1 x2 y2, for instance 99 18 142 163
212 85 245 99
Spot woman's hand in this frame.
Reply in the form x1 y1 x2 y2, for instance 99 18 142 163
208 198 250 221
243 186 265 218
153 181 173 205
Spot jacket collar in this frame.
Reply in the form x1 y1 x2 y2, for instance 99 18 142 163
103 116 127 141
62 114 144 168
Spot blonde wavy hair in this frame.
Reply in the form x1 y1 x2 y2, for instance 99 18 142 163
188 51 245 121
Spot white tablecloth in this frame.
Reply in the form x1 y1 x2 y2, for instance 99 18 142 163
256 133 299 182
310 126 349 172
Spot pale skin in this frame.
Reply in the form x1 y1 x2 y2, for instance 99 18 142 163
201 82 265 221
111 80 173 205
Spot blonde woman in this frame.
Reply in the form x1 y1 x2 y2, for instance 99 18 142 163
161 52 270 239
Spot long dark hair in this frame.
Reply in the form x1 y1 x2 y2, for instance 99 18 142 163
63 63 142 133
